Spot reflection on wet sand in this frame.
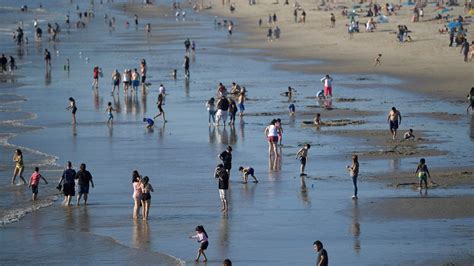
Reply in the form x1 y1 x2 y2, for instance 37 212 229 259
93 89 101 110
351 200 361 254
218 214 230 256
78 207 90 232
45 70 51 86
299 176 311 206
133 220 151 250
389 158 400 171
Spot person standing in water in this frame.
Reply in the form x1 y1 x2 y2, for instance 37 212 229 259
467 87 474 113
66 97 77 124
238 88 246 118
11 149 27 185
313 240 329 266
140 59 147 91
214 164 229 212
132 170 142 219
183 55 190 78
28 167 48 201
106 102 116 124
140 176 154 220
44 49 51 70
153 92 167 123
415 158 431 190
111 69 121 95
58 161 76 206
387 107 402 140
219 146 233 178
189 225 209 262
264 119 279 157
320 74 333 97
206 97 216 125
92 66 100 89
346 155 359 199
75 163 94 206
296 144 311 176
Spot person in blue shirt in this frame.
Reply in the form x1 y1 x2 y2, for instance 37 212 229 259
143 118 154 129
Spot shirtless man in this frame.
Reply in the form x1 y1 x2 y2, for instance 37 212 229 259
387 107 402 140
238 89 245 117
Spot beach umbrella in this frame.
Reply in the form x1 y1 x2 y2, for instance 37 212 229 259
447 21 461 29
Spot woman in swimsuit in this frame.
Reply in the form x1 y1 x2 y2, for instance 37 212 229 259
66 97 77 124
140 176 154 220
132 170 142 219
11 149 27 185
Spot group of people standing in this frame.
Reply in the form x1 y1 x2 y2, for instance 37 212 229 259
206 82 246 126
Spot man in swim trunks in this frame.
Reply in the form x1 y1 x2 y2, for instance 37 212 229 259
58 161 76 206
75 163 94 206
153 92 167 123
387 107 402 140
238 89 245 118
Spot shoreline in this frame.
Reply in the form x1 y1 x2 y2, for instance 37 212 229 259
204 0 474 102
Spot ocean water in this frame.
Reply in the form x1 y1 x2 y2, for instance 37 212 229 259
0 0 473 265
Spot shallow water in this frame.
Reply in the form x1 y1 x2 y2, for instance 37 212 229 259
0 0 473 265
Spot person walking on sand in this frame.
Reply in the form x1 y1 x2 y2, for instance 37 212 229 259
216 96 229 126
92 66 100 89
264 119 279 157
58 161 76 206
140 176 154 220
296 144 310 176
28 167 48 201
66 97 77 124
238 166 259 183
132 171 142 219
415 158 431 190
189 225 209 262
106 102 116 124
75 163 94 206
330 13 336 27
153 92 167 123
346 155 359 199
467 87 474 113
387 107 402 140
206 97 216 124
320 75 333 97
11 149 27 185
374 54 382 66
214 164 229 212
313 240 329 266
184 55 190 78
44 49 51 70
111 69 121 95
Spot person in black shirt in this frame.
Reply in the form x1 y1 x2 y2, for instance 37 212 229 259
313 240 328 266
0 54 7 73
75 163 94 206
214 164 229 212
219 146 232 178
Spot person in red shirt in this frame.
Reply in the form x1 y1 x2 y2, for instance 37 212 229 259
28 167 48 201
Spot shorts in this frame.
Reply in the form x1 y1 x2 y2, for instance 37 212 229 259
200 241 209 250
389 120 399 130
123 81 130 85
299 157 307 166
142 193 151 201
216 110 228 122
72 107 77 114
132 80 139 87
324 86 332 96
223 163 232 171
141 76 146 83
78 185 89 194
31 185 38 194
63 182 75 196
219 189 227 200
268 136 278 143
247 168 254 176
238 103 245 112
113 80 119 86
108 113 113 119
288 104 295 112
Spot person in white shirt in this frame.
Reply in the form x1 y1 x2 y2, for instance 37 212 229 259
320 75 333 97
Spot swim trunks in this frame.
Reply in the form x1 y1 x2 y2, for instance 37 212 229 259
299 157 307 166
31 185 38 194
238 103 245 112
142 193 151 201
78 185 89 194
389 120 399 130
63 182 75 196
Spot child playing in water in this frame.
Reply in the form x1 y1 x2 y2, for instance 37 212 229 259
143 118 154 129
403 129 415 141
313 113 321 125
346 155 359 199
415 158 431 189
276 118 283 146
238 166 259 183
296 144 311 176
106 102 115 124
288 103 295 116
28 167 48 201
189 225 209 262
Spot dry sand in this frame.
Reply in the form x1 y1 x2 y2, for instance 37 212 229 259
205 0 474 101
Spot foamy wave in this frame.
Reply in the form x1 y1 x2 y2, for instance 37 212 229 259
0 195 59 226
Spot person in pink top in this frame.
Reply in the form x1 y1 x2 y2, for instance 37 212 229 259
320 74 333 97
132 170 142 219
28 167 48 201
